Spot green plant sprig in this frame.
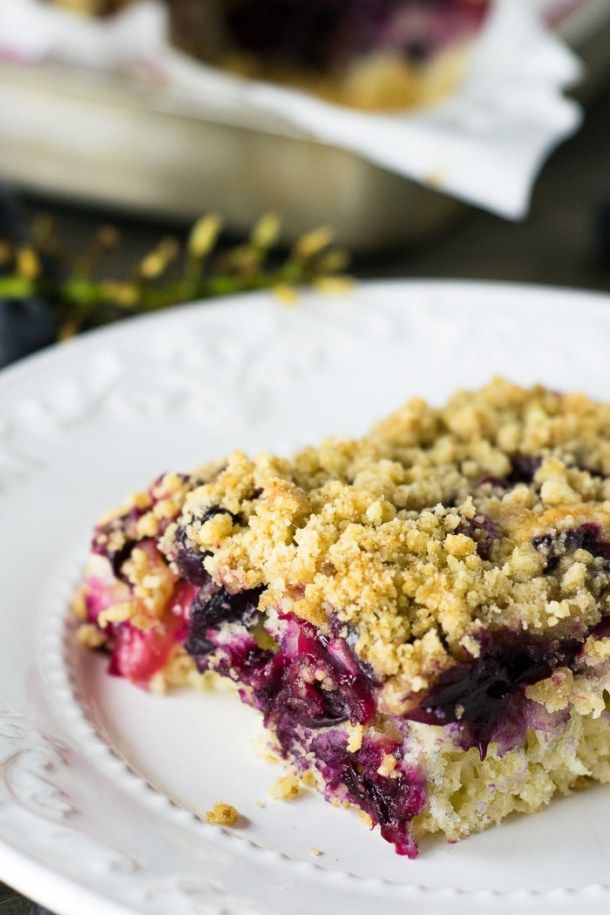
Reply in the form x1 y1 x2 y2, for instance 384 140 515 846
0 213 352 338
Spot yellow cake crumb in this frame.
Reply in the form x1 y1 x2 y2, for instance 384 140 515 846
135 511 160 539
356 809 373 828
204 802 240 827
269 773 301 801
346 723 364 753
72 588 87 621
300 770 318 789
256 737 283 765
75 623 106 649
526 668 574 712
377 753 398 777
97 602 134 629
414 710 610 843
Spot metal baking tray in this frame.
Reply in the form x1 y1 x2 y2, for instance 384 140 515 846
0 0 609 250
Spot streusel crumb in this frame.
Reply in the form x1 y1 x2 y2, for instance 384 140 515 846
75 623 106 649
204 802 240 827
269 773 301 801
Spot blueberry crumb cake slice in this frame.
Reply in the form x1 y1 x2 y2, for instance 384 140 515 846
76 379 610 857
167 0 490 112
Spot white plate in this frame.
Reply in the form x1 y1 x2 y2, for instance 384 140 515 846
2 280 610 915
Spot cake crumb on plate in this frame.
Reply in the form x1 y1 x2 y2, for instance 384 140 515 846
269 773 301 801
204 802 240 827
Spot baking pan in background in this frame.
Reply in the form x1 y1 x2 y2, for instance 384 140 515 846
0 0 608 250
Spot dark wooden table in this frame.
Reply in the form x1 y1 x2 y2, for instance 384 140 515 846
3 83 610 915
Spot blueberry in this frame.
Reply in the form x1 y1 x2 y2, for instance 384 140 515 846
277 673 350 729
254 619 376 736
173 507 243 585
185 585 263 658
507 454 541 485
195 586 263 629
580 465 607 480
406 630 581 757
476 454 542 491
564 523 607 554
173 528 211 586
91 502 148 577
106 539 137 579
457 514 502 560
184 620 215 658
533 522 610 572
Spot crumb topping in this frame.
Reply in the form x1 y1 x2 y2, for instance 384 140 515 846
75 623 106 649
269 773 302 801
346 723 364 753
94 379 610 713
204 802 240 827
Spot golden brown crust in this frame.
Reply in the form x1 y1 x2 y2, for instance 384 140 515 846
98 379 610 714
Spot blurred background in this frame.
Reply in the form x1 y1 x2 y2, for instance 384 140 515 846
0 1 609 376
0 2 609 906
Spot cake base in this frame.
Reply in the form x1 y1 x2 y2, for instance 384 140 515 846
219 41 474 112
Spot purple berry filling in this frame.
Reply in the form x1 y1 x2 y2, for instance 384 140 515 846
92 473 194 578
478 455 610 492
92 505 145 577
581 465 608 480
405 629 583 758
250 620 421 856
186 605 376 731
223 0 488 73
533 522 610 574
507 454 542 485
185 581 264 659
185 603 427 854
182 561 610 848
251 617 377 730
173 507 243 586
172 528 212 586
457 513 502 560
477 453 542 490
309 730 426 858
